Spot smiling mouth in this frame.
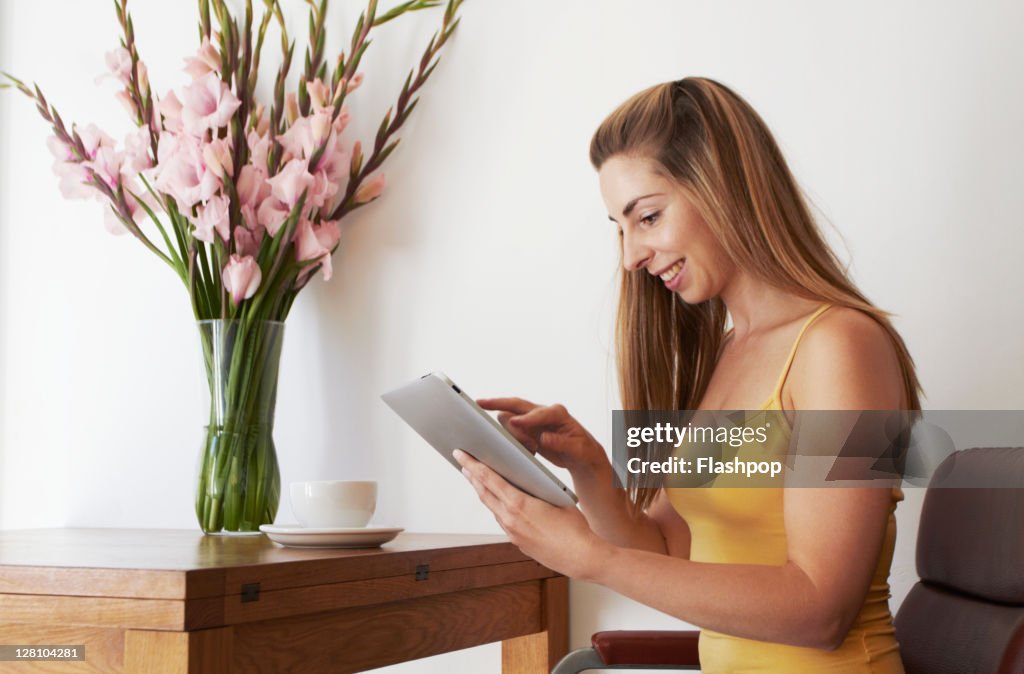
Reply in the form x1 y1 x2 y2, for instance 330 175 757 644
658 258 685 283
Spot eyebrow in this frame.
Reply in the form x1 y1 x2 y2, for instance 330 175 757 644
607 193 664 222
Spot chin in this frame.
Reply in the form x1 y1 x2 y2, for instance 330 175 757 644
676 287 708 305
675 286 700 303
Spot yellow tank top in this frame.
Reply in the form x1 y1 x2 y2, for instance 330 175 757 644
667 304 905 673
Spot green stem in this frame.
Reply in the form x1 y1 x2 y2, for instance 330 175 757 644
195 320 282 533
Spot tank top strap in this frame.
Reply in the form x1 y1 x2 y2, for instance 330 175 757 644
768 303 834 402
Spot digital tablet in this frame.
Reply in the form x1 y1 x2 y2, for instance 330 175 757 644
381 372 578 507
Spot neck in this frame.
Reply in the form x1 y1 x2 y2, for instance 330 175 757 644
718 271 821 338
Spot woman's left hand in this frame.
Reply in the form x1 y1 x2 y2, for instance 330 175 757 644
453 448 608 580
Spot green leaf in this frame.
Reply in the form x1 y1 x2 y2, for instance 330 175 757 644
397 96 419 126
375 138 400 166
373 0 441 26
375 107 393 141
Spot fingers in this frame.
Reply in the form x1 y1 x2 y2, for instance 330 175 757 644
453 449 518 520
497 412 539 451
477 397 573 433
508 403 571 430
452 448 477 466
454 449 503 493
537 429 574 453
466 469 507 518
477 397 539 415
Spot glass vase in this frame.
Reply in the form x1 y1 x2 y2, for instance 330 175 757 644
195 320 284 535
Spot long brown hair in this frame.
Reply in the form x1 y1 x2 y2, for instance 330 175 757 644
590 77 922 513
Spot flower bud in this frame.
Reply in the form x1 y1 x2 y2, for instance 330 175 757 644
285 92 299 126
354 172 385 205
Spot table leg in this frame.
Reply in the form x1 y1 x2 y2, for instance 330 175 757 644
124 626 232 674
502 576 568 673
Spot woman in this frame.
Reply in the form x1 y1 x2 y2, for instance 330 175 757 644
453 77 921 672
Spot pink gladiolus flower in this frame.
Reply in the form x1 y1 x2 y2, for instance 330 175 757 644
249 136 270 171
332 105 351 135
104 203 130 236
267 158 314 208
279 112 341 175
241 205 259 232
294 218 325 263
95 47 132 85
153 132 221 207
114 90 136 117
307 169 338 211
257 197 290 237
86 146 124 189
202 137 233 179
221 254 262 304
77 123 116 158
102 187 150 236
234 225 264 257
310 112 332 146
294 218 341 281
159 90 184 134
184 37 220 80
247 130 271 171
277 116 314 160
317 142 351 188
46 135 73 162
346 72 364 93
123 128 154 174
180 72 241 137
354 173 386 204
189 194 231 243
316 219 341 252
137 61 149 93
236 164 269 207
47 124 115 200
54 162 93 199
47 136 76 172
307 79 332 112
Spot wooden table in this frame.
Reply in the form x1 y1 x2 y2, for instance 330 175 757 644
0 529 568 673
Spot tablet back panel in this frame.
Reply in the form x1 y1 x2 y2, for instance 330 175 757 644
382 373 577 507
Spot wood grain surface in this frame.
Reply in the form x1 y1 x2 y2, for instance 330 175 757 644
0 623 123 674
502 576 569 672
232 580 544 673
0 530 536 600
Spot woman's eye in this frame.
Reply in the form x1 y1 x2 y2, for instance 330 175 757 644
639 211 660 227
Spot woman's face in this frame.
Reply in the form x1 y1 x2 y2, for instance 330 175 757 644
599 154 735 304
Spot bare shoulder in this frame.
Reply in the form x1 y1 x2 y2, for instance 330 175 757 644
788 306 903 410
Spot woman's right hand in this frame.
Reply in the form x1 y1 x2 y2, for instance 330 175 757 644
477 397 606 475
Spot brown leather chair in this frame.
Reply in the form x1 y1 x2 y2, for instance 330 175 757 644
551 447 1024 674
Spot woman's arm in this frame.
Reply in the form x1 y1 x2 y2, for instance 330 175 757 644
586 487 893 649
459 308 902 649
571 450 691 557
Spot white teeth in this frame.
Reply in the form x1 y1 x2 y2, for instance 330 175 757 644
660 259 684 282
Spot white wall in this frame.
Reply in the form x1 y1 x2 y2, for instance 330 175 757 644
2 1 1022 672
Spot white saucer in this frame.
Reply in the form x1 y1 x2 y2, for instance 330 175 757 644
259 524 404 548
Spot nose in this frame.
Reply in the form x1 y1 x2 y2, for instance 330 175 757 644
621 229 653 273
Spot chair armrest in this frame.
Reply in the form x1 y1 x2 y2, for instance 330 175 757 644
591 630 701 666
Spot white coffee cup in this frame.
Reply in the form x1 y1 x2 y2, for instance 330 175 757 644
289 480 377 528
